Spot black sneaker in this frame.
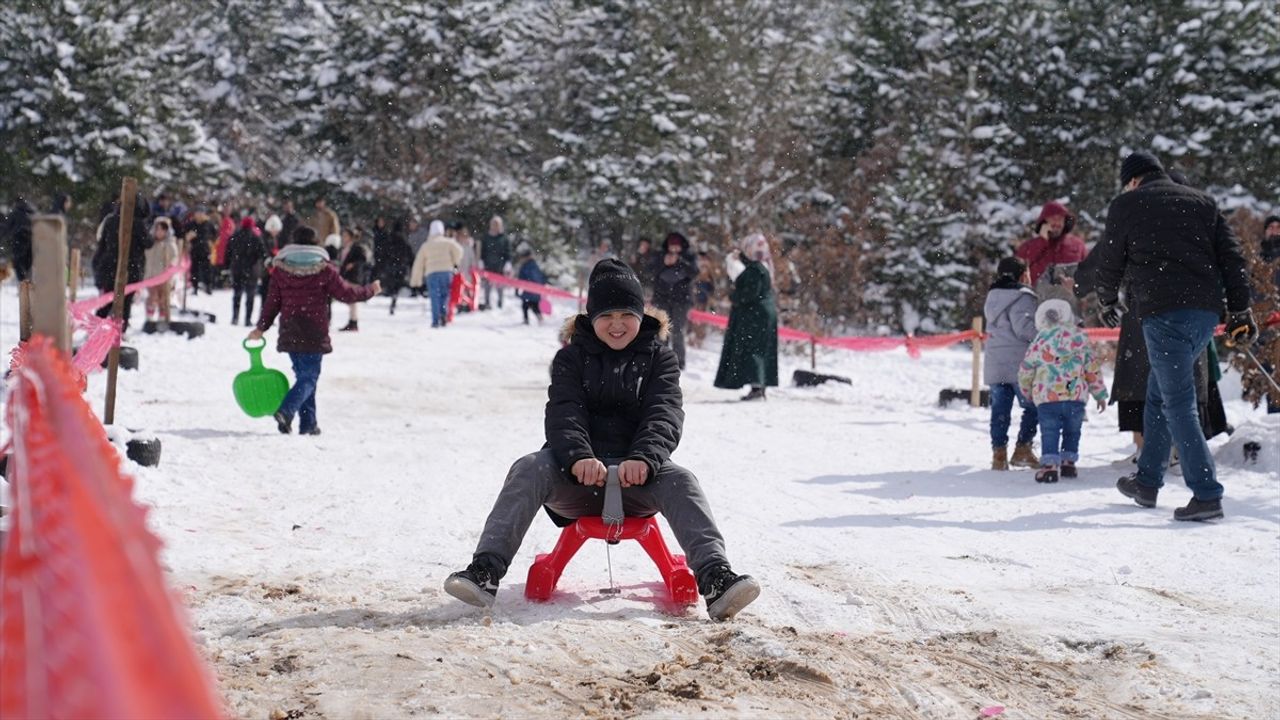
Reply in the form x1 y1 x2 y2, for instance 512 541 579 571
1116 474 1158 508
273 410 293 435
699 566 760 621
444 561 500 608
1060 461 1077 478
1174 497 1224 522
1035 465 1058 483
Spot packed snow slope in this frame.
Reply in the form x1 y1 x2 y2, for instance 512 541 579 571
2 286 1278 719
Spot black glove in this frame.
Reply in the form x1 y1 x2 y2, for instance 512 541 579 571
1099 298 1126 328
1225 309 1258 348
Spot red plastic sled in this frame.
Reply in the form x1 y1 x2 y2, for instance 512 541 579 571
525 516 699 605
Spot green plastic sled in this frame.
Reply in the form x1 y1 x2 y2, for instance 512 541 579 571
233 338 290 418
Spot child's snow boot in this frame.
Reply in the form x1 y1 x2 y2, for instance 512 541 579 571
1060 460 1077 478
1011 443 1039 468
1035 464 1059 483
741 387 767 402
992 446 1009 471
444 560 500 608
699 565 760 621
273 410 293 435
338 320 358 332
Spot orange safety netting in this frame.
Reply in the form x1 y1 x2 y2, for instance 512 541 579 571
0 336 224 720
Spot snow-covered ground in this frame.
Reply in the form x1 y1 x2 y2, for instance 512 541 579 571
3 284 1278 719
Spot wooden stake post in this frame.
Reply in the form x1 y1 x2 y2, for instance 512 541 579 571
104 177 137 425
30 216 70 354
68 247 80 302
18 281 32 341
970 316 983 407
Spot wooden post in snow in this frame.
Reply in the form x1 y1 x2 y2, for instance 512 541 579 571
104 177 137 425
18 281 33 341
69 247 81 302
30 216 70 355
970 316 983 408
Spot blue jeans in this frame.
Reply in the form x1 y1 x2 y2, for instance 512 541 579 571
989 383 1037 449
427 271 452 327
1038 401 1085 466
1137 309 1222 500
279 353 322 432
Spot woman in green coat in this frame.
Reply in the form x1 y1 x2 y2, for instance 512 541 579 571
715 233 778 401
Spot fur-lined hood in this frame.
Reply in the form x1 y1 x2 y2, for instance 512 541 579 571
559 308 671 346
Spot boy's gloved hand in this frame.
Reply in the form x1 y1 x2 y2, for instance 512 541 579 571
571 458 607 487
246 328 263 341
618 459 649 487
1096 398 1107 413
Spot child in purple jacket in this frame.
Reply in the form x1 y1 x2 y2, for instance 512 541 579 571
248 225 380 435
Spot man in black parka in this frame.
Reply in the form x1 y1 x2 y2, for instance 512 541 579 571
92 193 153 331
444 259 760 620
1092 151 1255 521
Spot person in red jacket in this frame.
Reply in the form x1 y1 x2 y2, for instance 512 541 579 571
1015 201 1089 287
248 225 380 436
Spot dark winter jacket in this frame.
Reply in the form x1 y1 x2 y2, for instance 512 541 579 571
546 310 681 479
2 198 35 281
226 222 268 282
256 246 377 354
481 232 511 272
515 255 547 302
338 242 369 284
1093 173 1251 319
279 212 300 248
983 278 1039 386
375 225 412 287
651 252 698 310
714 259 778 389
186 219 217 266
92 200 153 290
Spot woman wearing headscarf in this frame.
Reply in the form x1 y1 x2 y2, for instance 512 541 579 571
714 233 778 401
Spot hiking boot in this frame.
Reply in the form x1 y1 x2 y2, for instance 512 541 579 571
1035 465 1058 483
1010 443 1039 468
1060 461 1077 478
444 560 500 607
699 565 760 621
991 446 1009 471
338 321 358 332
274 410 293 435
1116 474 1158 508
1174 497 1224 522
741 387 767 402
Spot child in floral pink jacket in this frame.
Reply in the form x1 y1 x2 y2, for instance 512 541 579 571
1018 299 1108 483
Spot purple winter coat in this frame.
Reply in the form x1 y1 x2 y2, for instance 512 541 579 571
256 254 375 354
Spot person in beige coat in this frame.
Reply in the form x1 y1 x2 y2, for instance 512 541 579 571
411 220 464 327
311 198 340 245
144 217 180 325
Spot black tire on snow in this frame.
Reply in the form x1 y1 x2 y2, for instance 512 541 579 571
126 435 162 467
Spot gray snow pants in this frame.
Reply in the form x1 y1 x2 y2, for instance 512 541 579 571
474 449 729 582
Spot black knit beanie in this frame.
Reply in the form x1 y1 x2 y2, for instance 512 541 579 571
586 259 645 321
1120 151 1163 187
996 256 1027 280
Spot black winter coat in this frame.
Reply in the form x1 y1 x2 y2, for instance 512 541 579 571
651 253 698 310
339 243 369 284
226 227 267 281
93 204 153 290
279 212 300 248
481 232 511 271
546 311 682 479
1093 173 1251 319
2 199 34 280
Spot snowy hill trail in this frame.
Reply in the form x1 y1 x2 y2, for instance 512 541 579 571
2 287 1278 719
